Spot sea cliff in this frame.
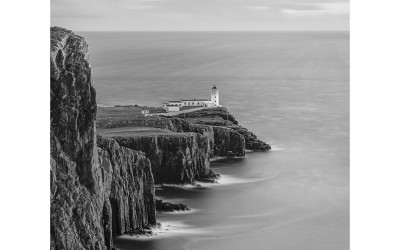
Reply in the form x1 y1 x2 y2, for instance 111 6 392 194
97 106 271 157
50 27 156 250
168 107 271 151
50 26 271 249
97 106 268 184
109 133 218 184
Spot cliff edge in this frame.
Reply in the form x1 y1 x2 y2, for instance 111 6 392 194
50 27 156 250
168 107 271 151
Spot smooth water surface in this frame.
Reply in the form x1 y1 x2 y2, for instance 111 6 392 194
80 31 349 250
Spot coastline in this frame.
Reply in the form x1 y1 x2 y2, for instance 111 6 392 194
50 27 272 249
49 26 350 250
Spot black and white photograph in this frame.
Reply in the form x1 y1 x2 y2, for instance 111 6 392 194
3 0 400 250
49 1 349 249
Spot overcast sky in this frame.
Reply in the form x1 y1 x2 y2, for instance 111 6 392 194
51 0 349 31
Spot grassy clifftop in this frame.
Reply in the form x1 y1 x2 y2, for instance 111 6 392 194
97 106 271 151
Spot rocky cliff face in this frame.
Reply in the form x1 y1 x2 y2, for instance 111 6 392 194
50 27 156 250
169 107 271 151
97 114 248 157
97 136 156 239
98 115 204 134
51 132 105 249
98 106 270 153
51 26 97 191
213 126 246 157
110 133 218 184
227 125 271 151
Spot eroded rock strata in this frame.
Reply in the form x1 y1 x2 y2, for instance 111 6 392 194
97 115 255 157
51 27 156 250
109 133 218 184
97 136 156 236
168 107 271 151
97 106 271 153
51 26 97 192
212 126 246 157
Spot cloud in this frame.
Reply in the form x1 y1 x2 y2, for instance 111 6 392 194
51 0 349 31
281 2 349 16
51 0 114 18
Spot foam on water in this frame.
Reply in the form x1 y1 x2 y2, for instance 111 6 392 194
269 145 285 151
156 173 276 191
210 156 228 162
198 174 271 187
157 208 199 215
115 220 205 240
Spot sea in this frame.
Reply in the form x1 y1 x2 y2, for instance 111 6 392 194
79 31 349 250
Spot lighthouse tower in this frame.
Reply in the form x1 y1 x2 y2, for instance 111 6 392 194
211 85 220 106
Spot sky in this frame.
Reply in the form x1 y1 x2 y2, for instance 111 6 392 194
51 0 349 31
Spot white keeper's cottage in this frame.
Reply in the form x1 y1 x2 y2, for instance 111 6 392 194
141 109 150 116
163 85 221 112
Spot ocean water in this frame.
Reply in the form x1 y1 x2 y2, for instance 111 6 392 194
79 31 349 250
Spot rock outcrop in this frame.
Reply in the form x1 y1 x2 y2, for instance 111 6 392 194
50 27 156 250
156 199 190 212
51 132 105 249
213 126 246 156
167 107 271 151
97 114 247 157
109 133 218 184
228 125 271 151
97 136 156 238
168 107 239 125
51 26 97 191
98 106 270 153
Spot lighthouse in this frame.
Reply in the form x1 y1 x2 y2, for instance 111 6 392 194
162 85 221 112
211 85 220 106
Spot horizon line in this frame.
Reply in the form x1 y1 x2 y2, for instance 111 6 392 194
72 29 349 33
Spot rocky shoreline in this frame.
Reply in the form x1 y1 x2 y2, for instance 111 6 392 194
156 199 191 212
50 26 270 250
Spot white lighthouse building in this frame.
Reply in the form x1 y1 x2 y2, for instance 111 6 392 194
162 85 221 112
211 85 219 106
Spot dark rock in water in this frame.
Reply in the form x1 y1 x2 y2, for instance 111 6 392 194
50 27 156 250
124 227 153 236
156 199 190 212
110 133 219 184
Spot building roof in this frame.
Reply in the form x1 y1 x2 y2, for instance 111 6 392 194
181 98 209 101
169 100 182 103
